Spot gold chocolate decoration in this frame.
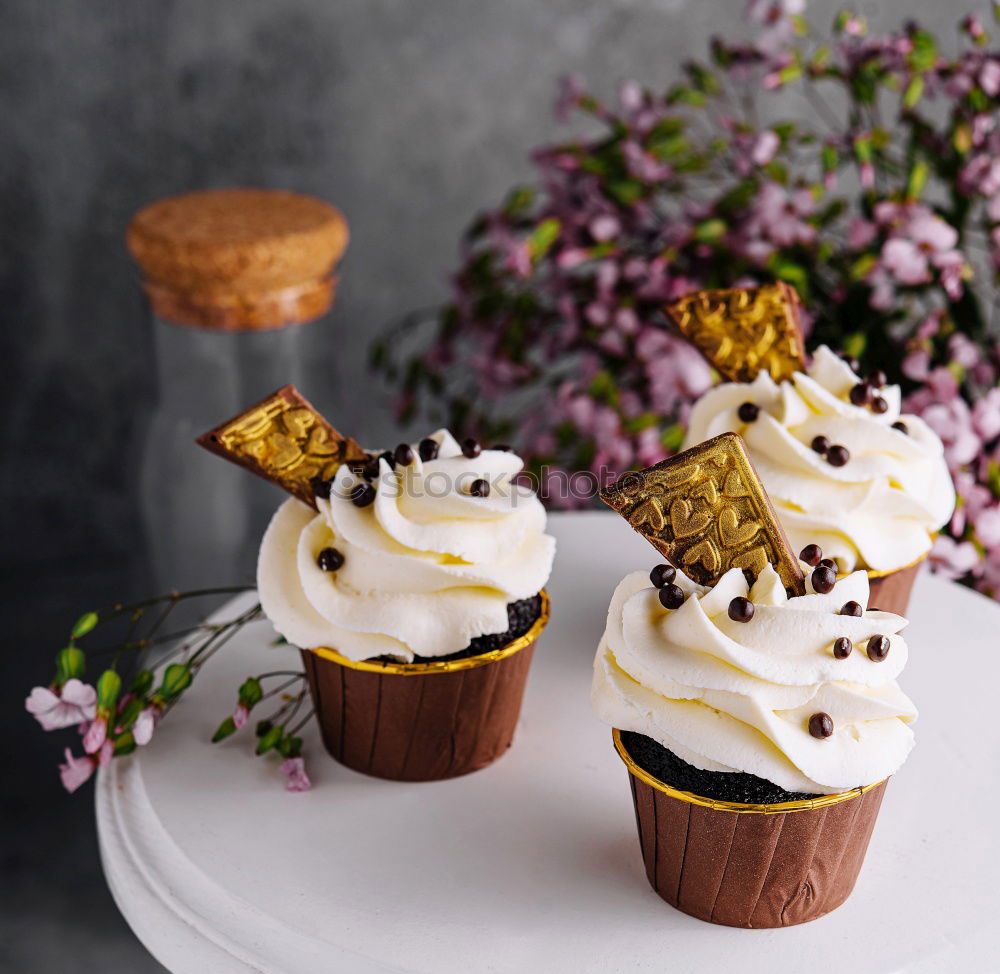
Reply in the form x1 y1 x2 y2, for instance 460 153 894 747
600 432 805 595
197 385 366 508
665 282 805 384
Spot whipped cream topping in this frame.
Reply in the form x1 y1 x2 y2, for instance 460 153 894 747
683 346 954 573
258 431 555 662
592 564 916 795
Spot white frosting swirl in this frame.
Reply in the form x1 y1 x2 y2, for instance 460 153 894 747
683 346 954 572
258 431 555 662
592 564 916 795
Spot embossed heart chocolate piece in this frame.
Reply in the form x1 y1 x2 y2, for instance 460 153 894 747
197 385 366 509
600 432 804 594
665 282 806 384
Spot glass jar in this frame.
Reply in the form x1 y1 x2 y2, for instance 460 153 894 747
127 188 348 595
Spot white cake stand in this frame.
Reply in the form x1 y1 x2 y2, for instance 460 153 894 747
97 511 1000 973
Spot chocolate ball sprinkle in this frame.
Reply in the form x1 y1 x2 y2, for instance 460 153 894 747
871 395 889 414
840 600 863 617
461 438 482 459
811 565 837 594
378 450 395 468
738 401 760 423
809 712 834 739
394 443 414 467
418 437 439 461
833 636 853 659
728 596 755 623
827 444 850 467
867 369 887 388
849 383 873 406
799 543 823 566
469 478 490 497
650 563 676 588
351 483 376 508
317 547 344 572
867 634 891 661
810 435 831 455
892 420 909 435
363 460 380 481
492 443 513 452
818 558 837 570
659 584 685 610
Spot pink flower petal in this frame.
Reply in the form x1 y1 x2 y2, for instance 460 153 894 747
59 748 95 794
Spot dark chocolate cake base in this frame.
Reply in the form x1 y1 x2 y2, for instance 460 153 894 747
620 730 820 805
375 594 542 665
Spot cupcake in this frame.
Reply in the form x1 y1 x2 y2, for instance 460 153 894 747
257 429 556 781
593 561 915 927
683 345 954 614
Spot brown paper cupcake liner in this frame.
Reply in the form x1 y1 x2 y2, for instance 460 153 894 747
301 591 549 781
614 730 888 928
864 553 926 616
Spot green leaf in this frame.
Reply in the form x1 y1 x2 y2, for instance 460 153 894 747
906 160 929 201
660 424 686 452
693 218 726 243
953 123 973 154
256 725 283 755
212 716 237 743
255 719 274 738
843 332 867 359
129 670 154 696
527 218 561 261
71 612 99 639
238 677 264 708
902 76 924 109
987 460 1000 498
113 732 137 756
821 143 838 173
622 412 660 434
503 186 535 218
605 180 644 205
159 663 193 701
55 646 86 685
907 30 936 73
666 85 706 107
769 258 808 289
96 669 122 712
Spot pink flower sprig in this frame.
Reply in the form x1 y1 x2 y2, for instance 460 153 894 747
212 672 313 791
373 4 1000 594
25 588 281 793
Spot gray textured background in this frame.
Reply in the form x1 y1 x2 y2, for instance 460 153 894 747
0 0 965 969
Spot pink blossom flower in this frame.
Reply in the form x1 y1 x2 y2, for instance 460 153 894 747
921 397 981 467
902 349 931 381
233 704 250 730
847 218 877 249
555 74 585 122
881 238 930 285
59 748 96 794
972 388 1000 441
980 59 1000 97
83 717 107 755
589 215 620 242
949 333 982 369
974 506 1000 548
929 535 980 580
25 679 97 731
98 739 114 767
751 130 780 166
133 707 158 746
859 161 874 188
280 757 312 792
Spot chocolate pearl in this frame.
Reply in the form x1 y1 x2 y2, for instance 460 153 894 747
316 547 344 572
833 636 853 659
311 476 334 499
469 478 490 497
649 563 676 588
659 584 685 610
840 600 863 617
810 435 830 455
818 558 836 570
351 483 376 508
461 438 482 459
728 596 755 623
871 395 889 414
378 450 395 468
394 443 414 467
799 543 823 566
418 438 439 461
867 634 891 661
811 565 837 594
362 460 380 481
809 712 834 739
492 443 513 452
738 402 760 423
867 369 887 388
892 420 909 435
827 444 850 467
849 382 873 406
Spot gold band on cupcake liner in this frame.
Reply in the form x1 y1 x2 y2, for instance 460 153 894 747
612 729 884 815
308 589 551 675
861 547 930 581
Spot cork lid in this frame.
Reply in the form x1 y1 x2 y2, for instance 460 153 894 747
127 188 349 331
